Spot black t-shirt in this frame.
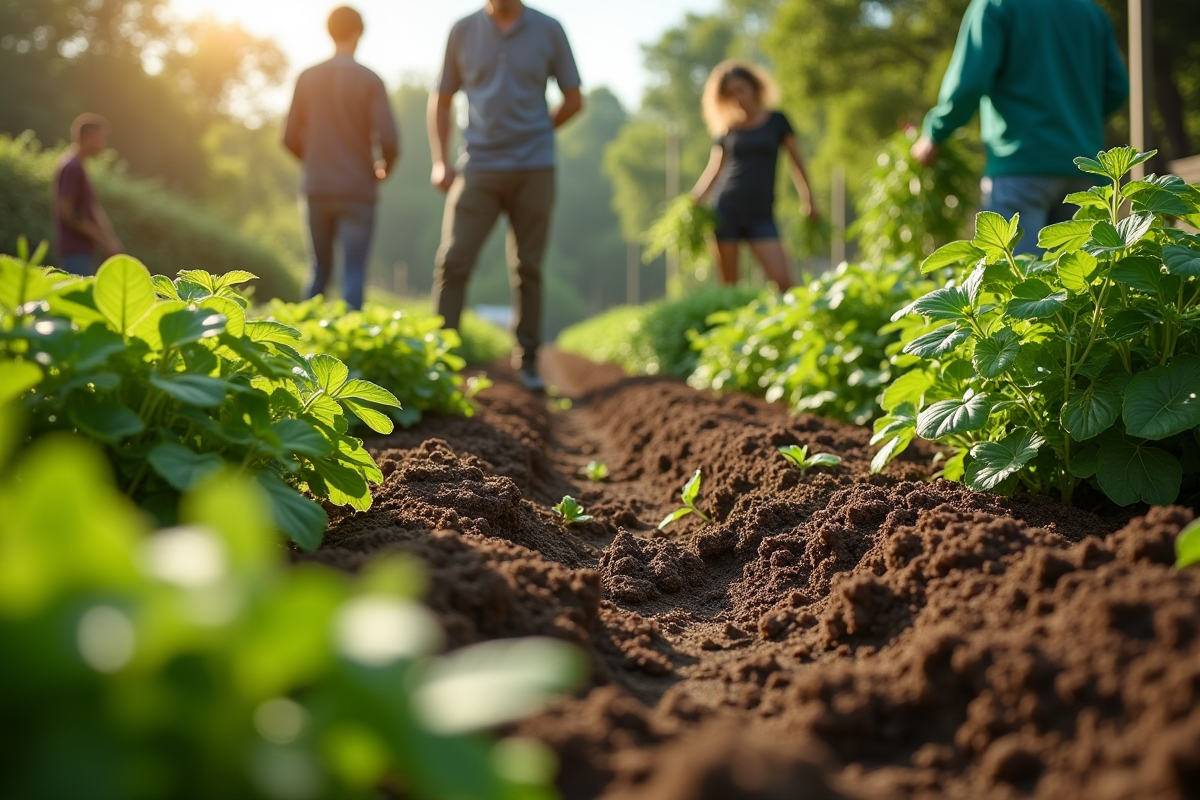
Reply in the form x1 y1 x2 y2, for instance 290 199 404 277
713 110 794 219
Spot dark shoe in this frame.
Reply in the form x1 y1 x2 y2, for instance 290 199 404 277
518 365 546 392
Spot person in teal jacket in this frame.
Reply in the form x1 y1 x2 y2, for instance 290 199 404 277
912 0 1129 255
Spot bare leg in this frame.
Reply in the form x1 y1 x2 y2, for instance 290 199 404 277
748 238 793 292
712 240 740 285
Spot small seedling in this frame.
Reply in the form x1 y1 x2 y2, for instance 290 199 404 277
582 461 609 482
1177 519 1200 570
658 469 712 530
553 496 593 524
778 445 842 475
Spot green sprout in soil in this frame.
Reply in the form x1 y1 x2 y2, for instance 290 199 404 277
658 469 712 530
778 445 842 475
1177 519 1200 569
582 461 609 482
553 496 593 524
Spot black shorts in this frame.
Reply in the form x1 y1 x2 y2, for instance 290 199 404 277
714 212 779 242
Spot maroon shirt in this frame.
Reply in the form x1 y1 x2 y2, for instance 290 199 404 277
54 152 97 257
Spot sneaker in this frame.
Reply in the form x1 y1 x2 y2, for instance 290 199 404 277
518 364 546 392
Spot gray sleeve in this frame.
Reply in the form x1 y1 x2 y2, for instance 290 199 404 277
436 24 461 95
371 75 399 154
549 20 581 91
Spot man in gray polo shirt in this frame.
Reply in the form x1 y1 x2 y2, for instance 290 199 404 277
284 6 398 310
428 0 583 390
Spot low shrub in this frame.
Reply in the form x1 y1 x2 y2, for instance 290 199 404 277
558 285 759 377
388 297 513 367
874 147 1200 508
1 251 401 549
264 297 488 429
0 134 301 301
689 261 930 424
0 420 584 800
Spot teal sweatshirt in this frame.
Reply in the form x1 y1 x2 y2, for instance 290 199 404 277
923 0 1129 177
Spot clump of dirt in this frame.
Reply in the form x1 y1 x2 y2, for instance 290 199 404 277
314 351 1200 800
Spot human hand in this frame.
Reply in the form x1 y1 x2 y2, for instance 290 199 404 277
374 160 389 181
104 237 124 256
431 161 456 193
911 136 940 167
802 202 820 222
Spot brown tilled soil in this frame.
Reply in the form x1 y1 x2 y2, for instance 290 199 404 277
306 350 1200 800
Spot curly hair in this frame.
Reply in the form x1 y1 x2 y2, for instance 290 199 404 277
701 60 780 137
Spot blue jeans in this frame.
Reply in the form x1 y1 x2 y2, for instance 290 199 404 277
304 198 376 310
983 175 1096 257
61 252 96 276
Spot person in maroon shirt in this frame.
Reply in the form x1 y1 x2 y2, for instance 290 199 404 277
54 113 122 276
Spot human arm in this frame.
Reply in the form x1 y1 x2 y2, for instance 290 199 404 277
690 145 726 204
553 87 583 129
57 195 114 253
282 74 306 161
371 77 400 180
427 93 456 193
783 133 818 220
915 0 1005 164
94 204 122 255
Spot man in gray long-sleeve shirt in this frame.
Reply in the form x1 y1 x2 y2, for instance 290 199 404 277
429 0 583 391
284 6 398 310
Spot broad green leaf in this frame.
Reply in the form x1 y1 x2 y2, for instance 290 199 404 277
1061 384 1121 441
0 360 43 402
1132 187 1190 217
0 255 74 312
681 469 703 505
336 437 383 485
657 507 694 530
909 285 972 322
1095 146 1155 181
214 270 258 289
307 354 349 395
807 454 841 468
255 471 327 551
160 308 227 350
335 378 401 408
1111 256 1165 293
904 324 971 359
871 428 914 473
973 211 1021 258
1064 187 1110 209
343 399 395 435
271 418 333 459
1072 155 1108 178
175 270 216 292
246 320 302 345
1057 251 1099 294
311 458 371 511
150 373 231 408
1095 440 1181 506
131 300 186 350
916 393 991 440
871 404 917 444
1106 308 1157 341
920 241 986 274
965 429 1045 491
1177 520 1200 569
1038 219 1095 252
68 401 145 444
972 329 1021 379
199 296 245 337
1122 355 1200 440
1163 246 1200 278
94 255 156 334
147 443 224 491
1005 279 1067 319
883 371 933 411
1069 446 1099 478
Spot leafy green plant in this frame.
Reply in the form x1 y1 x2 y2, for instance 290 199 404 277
0 249 400 549
553 496 593 524
778 444 841 475
264 297 486 429
644 195 718 289
658 469 713 529
0 410 584 800
690 261 931 424
1178 519 1200 569
851 128 980 264
582 461 609 482
874 147 1200 507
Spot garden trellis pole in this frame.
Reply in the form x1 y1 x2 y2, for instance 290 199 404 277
1128 0 1154 180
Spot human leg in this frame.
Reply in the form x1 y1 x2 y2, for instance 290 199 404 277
304 198 338 300
337 201 376 311
503 169 555 371
432 172 504 331
713 241 741 284
747 238 793 292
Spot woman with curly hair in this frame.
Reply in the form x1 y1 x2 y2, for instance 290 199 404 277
691 60 819 291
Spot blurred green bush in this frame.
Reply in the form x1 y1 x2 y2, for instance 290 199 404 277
0 134 301 301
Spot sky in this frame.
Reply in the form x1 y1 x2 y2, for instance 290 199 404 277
171 0 725 113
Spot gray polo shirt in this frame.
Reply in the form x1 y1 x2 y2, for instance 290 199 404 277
284 55 399 201
437 7 581 171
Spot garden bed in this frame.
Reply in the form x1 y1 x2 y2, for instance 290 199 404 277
307 350 1200 800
